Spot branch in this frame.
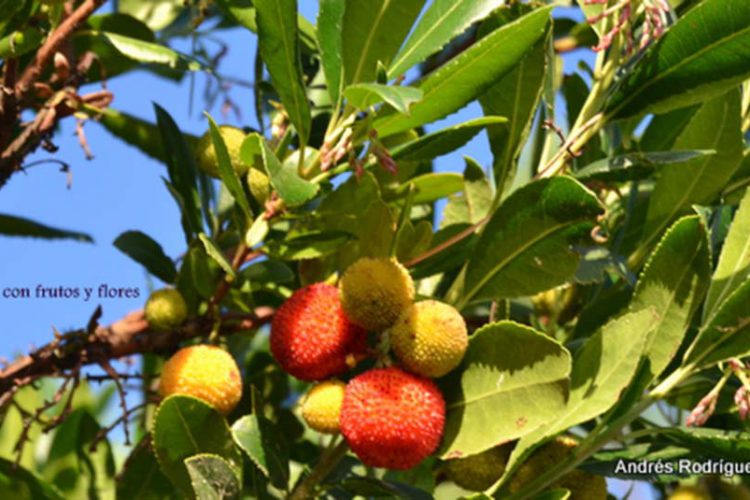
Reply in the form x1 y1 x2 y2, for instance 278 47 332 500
14 0 106 99
0 307 274 398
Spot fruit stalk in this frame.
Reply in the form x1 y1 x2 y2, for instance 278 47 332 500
289 440 349 500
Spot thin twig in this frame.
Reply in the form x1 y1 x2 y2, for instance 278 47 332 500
14 0 106 99
404 215 490 268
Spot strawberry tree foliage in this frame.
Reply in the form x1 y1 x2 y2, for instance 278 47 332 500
2 0 750 499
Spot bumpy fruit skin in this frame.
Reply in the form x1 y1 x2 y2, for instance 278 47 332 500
145 288 188 332
271 283 367 381
445 445 512 491
159 345 242 415
669 486 712 500
340 257 414 332
340 367 445 470
195 125 248 178
247 167 271 204
300 380 346 434
390 300 468 377
510 437 607 500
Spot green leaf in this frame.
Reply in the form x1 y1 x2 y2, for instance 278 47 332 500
240 260 295 284
99 31 201 70
0 458 64 500
118 0 183 31
658 427 750 461
628 216 711 388
573 150 715 182
117 440 175 500
317 172 396 263
155 104 203 240
455 176 603 307
45 409 115 499
532 490 571 500
198 233 235 278
254 0 311 145
0 0 27 38
113 230 177 283
399 173 463 204
704 187 750 318
215 0 257 31
215 0 317 53
549 309 658 435
479 17 547 194
442 157 494 226
605 0 750 118
245 215 270 248
342 0 425 85
0 28 43 59
0 214 93 243
635 90 743 262
578 2 606 38
372 7 552 138
153 396 242 497
185 454 241 500
96 107 199 163
440 321 571 458
231 415 289 490
206 115 252 222
684 276 750 368
388 0 504 79
265 230 354 260
240 133 318 206
723 150 750 203
390 117 507 162
317 0 345 104
344 84 422 114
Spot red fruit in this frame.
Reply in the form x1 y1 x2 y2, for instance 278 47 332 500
271 283 367 381
340 367 445 470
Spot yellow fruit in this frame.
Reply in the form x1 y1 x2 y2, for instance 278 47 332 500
159 345 242 415
445 445 511 491
195 125 248 178
247 166 271 204
145 288 188 332
339 257 414 332
510 437 607 500
300 380 345 434
389 300 468 377
669 486 711 500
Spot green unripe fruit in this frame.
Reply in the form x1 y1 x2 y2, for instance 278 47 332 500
669 486 711 500
390 300 468 378
247 166 271 204
510 437 607 500
145 288 188 332
195 126 248 178
445 445 511 491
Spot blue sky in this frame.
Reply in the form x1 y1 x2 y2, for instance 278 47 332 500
0 3 654 496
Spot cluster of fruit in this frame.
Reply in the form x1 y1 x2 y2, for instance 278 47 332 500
195 125 271 204
271 257 469 470
137 128 607 493
140 270 605 497
144 288 244 415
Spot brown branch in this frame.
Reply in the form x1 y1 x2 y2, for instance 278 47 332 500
0 306 275 398
0 59 18 148
403 215 490 268
99 359 131 445
14 0 106 99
